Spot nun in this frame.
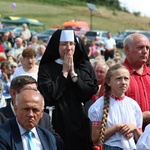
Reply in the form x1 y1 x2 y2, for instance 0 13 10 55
38 29 98 150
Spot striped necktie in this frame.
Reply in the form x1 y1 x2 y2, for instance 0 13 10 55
26 131 35 150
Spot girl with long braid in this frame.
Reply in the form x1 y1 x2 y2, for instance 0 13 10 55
88 64 143 150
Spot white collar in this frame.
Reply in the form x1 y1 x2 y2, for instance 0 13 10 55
10 102 16 115
55 58 63 65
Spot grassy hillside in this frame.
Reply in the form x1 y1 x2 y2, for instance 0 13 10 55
1 0 150 33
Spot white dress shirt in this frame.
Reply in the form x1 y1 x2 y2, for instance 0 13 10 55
16 119 43 150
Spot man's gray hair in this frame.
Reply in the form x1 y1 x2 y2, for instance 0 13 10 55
123 34 134 49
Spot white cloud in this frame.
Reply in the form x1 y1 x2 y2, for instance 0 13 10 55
119 0 150 17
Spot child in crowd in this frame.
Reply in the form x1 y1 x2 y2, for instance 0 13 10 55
89 39 98 58
88 64 143 150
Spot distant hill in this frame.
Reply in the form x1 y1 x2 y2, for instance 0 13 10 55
1 0 150 34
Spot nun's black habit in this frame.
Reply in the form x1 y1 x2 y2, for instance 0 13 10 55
38 29 98 150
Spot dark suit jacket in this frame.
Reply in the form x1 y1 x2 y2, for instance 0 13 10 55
0 117 57 150
0 104 52 128
0 104 65 150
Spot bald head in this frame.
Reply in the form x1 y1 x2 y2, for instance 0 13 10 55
16 90 44 107
15 90 44 130
15 37 23 43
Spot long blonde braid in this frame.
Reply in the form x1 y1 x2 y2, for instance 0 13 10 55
99 82 110 145
99 63 128 145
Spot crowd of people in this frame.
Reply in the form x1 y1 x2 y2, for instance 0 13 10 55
0 24 150 149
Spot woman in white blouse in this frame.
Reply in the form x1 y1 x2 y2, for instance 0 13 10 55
12 47 39 81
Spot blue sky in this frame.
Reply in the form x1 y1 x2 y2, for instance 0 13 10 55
119 0 150 17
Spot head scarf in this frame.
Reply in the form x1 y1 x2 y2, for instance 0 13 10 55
40 29 86 67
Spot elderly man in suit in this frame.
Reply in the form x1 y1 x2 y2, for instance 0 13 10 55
0 75 64 150
0 90 57 150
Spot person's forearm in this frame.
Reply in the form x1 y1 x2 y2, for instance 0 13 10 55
142 111 150 128
104 125 119 141
92 124 120 144
134 128 142 142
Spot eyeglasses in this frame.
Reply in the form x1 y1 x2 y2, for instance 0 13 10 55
60 42 76 48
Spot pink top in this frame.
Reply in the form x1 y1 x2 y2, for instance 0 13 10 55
90 45 98 57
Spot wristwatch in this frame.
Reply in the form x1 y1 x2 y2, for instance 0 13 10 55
71 73 78 82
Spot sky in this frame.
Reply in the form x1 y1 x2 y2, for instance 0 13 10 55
119 0 150 17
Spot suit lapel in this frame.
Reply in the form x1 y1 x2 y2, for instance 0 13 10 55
10 118 24 150
36 127 49 149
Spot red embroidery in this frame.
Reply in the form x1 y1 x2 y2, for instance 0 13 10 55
92 121 101 126
110 94 125 101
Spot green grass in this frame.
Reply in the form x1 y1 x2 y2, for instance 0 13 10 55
1 0 150 34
